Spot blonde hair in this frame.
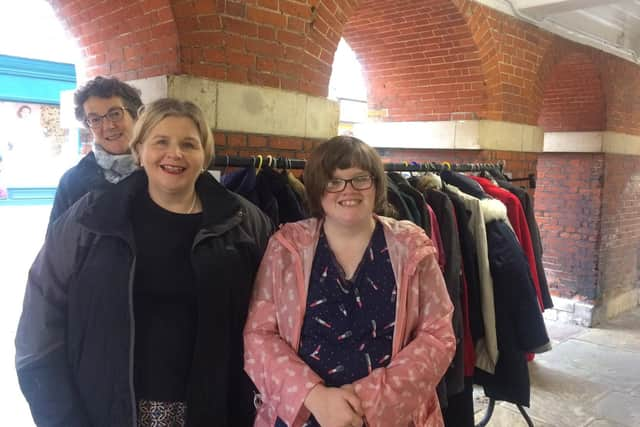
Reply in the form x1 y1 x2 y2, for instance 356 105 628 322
130 98 214 168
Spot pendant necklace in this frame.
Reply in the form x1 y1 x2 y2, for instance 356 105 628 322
187 193 197 214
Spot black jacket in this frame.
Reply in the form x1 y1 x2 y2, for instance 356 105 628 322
49 152 111 228
16 170 273 426
424 189 464 397
445 189 484 344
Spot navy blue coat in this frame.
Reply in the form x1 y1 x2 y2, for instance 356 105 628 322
49 152 112 228
16 170 273 426
475 219 550 406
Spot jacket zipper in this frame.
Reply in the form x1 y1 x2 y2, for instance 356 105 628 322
128 256 138 427
274 232 308 351
392 258 419 355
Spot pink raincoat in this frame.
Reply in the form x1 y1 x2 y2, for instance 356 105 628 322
244 216 455 427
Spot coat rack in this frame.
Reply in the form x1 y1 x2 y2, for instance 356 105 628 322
210 155 526 183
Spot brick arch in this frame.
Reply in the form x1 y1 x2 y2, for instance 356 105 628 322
174 0 357 97
342 0 489 122
48 0 180 80
537 50 606 132
453 0 556 125
169 0 361 97
449 0 501 120
49 0 357 97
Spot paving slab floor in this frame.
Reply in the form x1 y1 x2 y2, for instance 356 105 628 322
473 306 640 427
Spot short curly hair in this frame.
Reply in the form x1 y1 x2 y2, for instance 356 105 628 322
74 76 143 125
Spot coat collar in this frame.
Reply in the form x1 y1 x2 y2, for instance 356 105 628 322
276 215 428 253
77 169 242 236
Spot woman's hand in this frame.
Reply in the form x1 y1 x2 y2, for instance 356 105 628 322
304 383 364 427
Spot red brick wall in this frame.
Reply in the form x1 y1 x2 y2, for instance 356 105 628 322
46 0 348 96
601 58 640 136
50 0 640 135
49 0 180 80
599 154 640 301
170 0 360 97
377 148 537 186
343 0 488 122
535 153 604 300
538 53 605 132
50 0 358 96
451 0 556 125
213 131 321 160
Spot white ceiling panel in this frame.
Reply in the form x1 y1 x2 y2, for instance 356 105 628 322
476 0 640 64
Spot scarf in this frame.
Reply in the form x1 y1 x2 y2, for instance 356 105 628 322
93 144 139 184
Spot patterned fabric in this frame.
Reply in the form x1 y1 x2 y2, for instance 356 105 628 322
245 216 456 427
93 143 138 184
276 222 396 426
300 222 396 387
137 400 186 427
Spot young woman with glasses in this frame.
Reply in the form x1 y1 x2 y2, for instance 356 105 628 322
244 136 456 427
48 76 143 227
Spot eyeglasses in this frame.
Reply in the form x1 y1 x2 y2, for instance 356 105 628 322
325 174 374 193
84 107 128 128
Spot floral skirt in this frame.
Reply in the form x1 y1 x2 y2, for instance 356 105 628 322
137 400 186 427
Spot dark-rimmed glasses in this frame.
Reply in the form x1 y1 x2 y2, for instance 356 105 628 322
325 175 374 193
85 107 128 129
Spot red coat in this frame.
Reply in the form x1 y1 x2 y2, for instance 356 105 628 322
469 176 543 310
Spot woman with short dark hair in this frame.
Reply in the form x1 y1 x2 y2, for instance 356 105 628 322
244 136 455 427
49 76 144 226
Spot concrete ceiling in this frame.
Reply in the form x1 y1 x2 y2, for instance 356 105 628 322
477 0 640 64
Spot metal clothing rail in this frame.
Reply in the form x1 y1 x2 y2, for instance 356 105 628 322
210 155 514 177
210 155 307 170
476 398 534 427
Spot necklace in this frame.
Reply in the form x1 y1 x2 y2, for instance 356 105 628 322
187 193 198 214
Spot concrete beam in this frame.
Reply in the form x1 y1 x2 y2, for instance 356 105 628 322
352 120 544 152
127 75 339 139
543 131 640 155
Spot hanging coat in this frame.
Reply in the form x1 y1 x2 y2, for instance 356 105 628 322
444 184 499 375
469 176 543 310
423 189 464 397
496 179 553 309
475 216 551 406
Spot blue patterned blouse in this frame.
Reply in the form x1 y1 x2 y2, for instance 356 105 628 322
275 221 398 426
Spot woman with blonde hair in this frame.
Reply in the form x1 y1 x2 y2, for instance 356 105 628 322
16 98 272 426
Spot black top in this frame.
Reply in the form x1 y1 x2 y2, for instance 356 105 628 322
131 191 202 402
